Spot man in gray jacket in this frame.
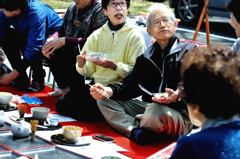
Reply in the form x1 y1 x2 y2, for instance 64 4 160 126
90 3 199 144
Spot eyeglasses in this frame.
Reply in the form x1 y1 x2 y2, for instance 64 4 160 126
151 17 173 27
109 1 127 8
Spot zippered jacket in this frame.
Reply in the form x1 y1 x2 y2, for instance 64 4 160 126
109 37 197 112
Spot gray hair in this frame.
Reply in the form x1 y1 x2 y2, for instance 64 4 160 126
146 3 176 28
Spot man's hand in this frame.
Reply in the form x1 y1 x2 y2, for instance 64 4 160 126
152 88 180 104
89 83 113 100
42 37 65 58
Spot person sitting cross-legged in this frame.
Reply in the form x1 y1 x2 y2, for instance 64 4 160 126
55 0 146 122
90 3 198 145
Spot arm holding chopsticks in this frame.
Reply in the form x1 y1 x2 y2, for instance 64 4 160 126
90 83 113 100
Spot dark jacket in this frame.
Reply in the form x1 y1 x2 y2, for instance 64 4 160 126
109 37 196 113
170 120 240 159
60 0 107 49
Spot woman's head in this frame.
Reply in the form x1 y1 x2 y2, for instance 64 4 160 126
101 0 129 26
181 45 240 121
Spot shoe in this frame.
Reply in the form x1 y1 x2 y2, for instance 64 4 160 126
12 74 30 91
28 81 45 92
48 87 70 96
130 128 158 145
15 84 32 92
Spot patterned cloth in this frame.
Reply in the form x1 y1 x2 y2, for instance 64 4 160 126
60 0 107 48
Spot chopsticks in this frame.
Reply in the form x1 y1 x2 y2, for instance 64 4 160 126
37 125 48 129
88 84 109 99
78 44 81 54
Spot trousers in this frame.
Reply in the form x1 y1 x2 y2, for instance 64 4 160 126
97 98 192 137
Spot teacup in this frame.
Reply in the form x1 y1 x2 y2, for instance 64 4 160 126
49 118 59 126
62 126 83 142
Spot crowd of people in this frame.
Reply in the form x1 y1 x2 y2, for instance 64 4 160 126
0 0 240 158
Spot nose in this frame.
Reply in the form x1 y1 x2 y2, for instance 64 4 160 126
115 4 123 10
159 21 166 28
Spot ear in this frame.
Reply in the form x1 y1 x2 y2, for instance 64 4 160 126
103 9 107 16
15 9 21 15
147 27 151 36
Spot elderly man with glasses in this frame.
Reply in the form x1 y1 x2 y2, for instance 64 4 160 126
90 3 199 145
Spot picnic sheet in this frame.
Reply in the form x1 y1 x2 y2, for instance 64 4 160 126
0 85 176 159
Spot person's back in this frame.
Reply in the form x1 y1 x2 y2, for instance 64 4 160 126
171 121 240 159
170 46 240 159
0 0 62 91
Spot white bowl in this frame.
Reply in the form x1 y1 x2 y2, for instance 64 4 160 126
62 126 83 142
0 92 13 104
31 107 50 121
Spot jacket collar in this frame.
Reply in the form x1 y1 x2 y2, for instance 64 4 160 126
143 36 180 59
202 114 240 130
102 18 133 33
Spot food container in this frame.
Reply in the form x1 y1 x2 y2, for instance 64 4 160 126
62 125 83 142
0 92 13 105
11 120 31 138
31 107 50 121
49 118 59 126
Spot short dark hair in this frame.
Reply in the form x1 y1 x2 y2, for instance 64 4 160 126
101 0 130 10
181 45 240 119
227 0 240 23
0 0 27 11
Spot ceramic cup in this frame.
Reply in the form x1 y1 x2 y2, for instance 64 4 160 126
49 118 59 126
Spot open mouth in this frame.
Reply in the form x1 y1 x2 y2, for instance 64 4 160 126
114 13 123 19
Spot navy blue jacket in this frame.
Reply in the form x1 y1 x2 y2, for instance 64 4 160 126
170 120 240 159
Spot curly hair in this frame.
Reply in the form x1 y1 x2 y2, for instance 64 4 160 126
180 45 240 119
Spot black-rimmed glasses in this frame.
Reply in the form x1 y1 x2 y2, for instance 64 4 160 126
109 1 127 8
